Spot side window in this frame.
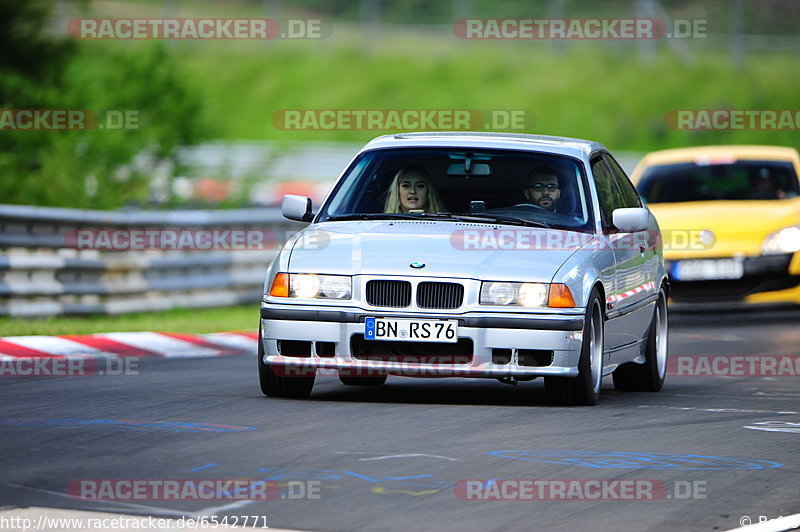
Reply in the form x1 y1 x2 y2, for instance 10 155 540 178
604 154 642 208
591 156 624 230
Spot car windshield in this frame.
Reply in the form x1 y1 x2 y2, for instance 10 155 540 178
317 148 595 232
638 159 800 203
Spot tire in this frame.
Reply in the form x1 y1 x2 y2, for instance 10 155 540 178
545 288 604 406
612 288 668 392
258 327 315 398
339 375 388 386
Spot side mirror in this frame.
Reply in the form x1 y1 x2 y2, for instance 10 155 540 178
282 194 313 222
612 207 649 233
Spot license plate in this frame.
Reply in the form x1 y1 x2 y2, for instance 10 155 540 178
672 259 744 281
364 317 458 343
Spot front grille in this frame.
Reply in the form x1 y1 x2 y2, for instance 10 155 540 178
351 335 473 365
366 280 411 307
417 282 464 309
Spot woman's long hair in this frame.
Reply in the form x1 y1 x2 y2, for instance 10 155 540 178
383 166 445 213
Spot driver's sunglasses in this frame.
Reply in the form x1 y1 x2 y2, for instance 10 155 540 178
530 183 560 191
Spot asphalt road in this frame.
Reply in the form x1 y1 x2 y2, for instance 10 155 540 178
2 307 800 532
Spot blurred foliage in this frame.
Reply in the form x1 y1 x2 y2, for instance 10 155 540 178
0 0 207 208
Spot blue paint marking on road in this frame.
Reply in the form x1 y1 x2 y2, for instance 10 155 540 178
212 479 275 499
489 450 783 470
190 462 221 471
0 419 258 433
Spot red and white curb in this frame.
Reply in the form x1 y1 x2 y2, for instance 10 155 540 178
0 331 258 360
606 281 657 305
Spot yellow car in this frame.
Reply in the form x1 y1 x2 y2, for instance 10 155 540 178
630 145 800 306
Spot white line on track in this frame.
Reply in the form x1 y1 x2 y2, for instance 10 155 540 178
335 451 457 461
359 453 457 461
673 393 800 402
743 421 800 434
197 500 253 517
636 405 800 415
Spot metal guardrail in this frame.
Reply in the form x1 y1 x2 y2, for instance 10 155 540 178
0 204 305 317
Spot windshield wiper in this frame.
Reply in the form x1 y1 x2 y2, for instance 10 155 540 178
327 213 423 221
327 212 467 222
327 212 549 228
450 213 550 228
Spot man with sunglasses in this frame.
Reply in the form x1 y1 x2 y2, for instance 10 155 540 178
523 166 562 212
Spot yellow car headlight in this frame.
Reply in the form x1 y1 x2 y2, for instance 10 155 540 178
762 226 800 255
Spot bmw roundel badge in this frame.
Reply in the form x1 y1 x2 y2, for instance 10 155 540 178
410 261 425 269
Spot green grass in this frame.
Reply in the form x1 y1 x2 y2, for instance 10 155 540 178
62 0 800 151
73 2 800 152
0 305 259 337
175 37 800 152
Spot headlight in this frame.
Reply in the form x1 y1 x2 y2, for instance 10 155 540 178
268 273 352 299
484 282 518 305
480 282 550 307
519 283 549 307
480 282 576 307
762 226 800 255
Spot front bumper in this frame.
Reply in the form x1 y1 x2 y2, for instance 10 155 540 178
666 253 800 302
260 304 585 378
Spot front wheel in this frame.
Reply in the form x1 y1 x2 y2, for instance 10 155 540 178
258 328 315 398
612 288 668 392
545 289 604 406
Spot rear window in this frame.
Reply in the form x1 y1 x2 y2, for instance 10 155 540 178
637 160 800 203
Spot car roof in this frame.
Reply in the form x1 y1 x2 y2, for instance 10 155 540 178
637 145 800 166
358 132 607 160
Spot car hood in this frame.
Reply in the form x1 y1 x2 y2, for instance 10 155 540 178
646 198 800 258
287 220 588 282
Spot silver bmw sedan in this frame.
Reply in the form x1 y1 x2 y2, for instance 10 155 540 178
259 132 668 405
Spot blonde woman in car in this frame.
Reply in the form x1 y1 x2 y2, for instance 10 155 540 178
384 166 445 213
